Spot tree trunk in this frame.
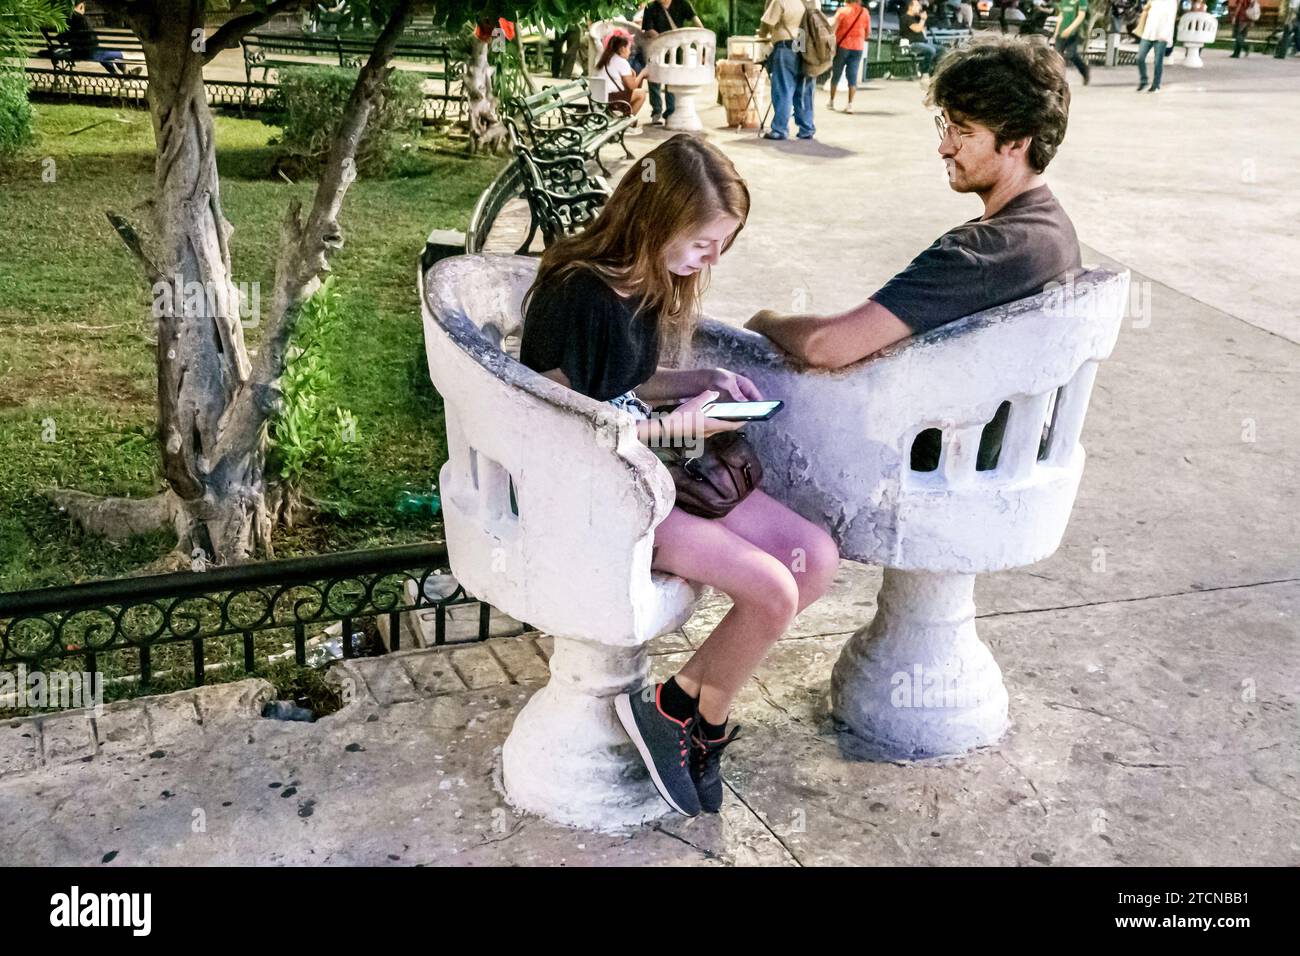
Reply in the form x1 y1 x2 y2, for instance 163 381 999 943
48 0 414 568
466 35 509 155
142 6 269 566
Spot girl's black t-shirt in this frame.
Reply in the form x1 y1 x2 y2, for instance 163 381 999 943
519 266 661 402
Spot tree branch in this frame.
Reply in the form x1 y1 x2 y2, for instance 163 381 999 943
211 0 415 462
203 0 304 64
106 211 163 283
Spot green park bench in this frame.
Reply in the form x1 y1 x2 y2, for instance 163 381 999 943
241 32 344 83
422 124 611 267
512 79 634 177
29 27 146 77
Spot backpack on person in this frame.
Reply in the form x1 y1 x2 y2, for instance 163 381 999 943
798 0 836 76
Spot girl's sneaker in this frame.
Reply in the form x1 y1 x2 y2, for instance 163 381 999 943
614 684 701 816
690 724 742 813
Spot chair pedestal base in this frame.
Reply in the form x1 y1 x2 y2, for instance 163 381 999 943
831 568 1009 759
664 84 705 131
502 636 668 830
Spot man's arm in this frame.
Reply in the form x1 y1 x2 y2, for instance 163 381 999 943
746 299 913 370
757 0 781 38
679 0 704 28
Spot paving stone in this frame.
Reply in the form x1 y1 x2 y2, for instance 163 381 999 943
349 658 421 706
93 701 151 753
192 679 277 723
143 693 202 746
401 651 470 697
38 711 97 765
0 719 41 777
449 644 511 690
487 638 550 684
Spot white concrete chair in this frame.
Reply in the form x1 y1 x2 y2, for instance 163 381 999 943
1178 12 1219 67
645 27 716 131
689 267 1131 758
420 254 701 830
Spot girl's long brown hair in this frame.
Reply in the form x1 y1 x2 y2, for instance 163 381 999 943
596 33 629 71
522 134 751 347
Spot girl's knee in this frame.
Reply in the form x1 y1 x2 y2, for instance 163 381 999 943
788 525 840 595
735 561 800 625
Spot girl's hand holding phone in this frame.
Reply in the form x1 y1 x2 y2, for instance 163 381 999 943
673 389 745 438
705 367 763 402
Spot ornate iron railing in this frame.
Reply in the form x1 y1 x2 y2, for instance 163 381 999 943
0 543 494 692
23 67 465 120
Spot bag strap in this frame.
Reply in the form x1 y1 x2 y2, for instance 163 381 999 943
847 6 866 37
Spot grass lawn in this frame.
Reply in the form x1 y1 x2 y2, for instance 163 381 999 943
0 102 506 593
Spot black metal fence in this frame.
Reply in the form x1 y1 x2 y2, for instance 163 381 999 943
0 543 495 694
24 66 464 121
25 66 279 112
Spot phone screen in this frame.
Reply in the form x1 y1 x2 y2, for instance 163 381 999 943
701 400 784 421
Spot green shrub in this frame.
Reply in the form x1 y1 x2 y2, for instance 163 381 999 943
268 276 359 492
0 71 34 159
263 65 424 177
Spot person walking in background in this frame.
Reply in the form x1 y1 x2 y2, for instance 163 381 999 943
958 0 975 27
758 0 816 139
1228 0 1257 57
1051 0 1090 85
550 21 584 78
1134 0 1176 91
641 0 704 126
900 0 940 79
1274 0 1300 57
1021 0 1053 36
829 0 871 112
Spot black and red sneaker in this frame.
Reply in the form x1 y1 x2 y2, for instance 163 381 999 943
690 723 742 814
614 684 701 817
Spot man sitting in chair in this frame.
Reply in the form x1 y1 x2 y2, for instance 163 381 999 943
747 36 1082 369
746 36 1083 467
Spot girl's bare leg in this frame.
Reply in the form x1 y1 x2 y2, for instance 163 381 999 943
651 491 839 724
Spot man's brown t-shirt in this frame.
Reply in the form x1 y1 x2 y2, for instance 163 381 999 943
870 184 1082 334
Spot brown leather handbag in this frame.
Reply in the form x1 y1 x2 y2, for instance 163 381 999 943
655 430 764 520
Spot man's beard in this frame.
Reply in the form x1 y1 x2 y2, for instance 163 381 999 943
947 162 995 194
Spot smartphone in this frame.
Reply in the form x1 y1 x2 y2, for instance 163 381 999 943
701 400 784 422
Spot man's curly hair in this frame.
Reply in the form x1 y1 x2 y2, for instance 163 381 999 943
925 37 1071 174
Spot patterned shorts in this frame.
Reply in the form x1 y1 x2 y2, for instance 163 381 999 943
608 389 653 421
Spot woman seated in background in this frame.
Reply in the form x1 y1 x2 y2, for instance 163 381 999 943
597 31 648 119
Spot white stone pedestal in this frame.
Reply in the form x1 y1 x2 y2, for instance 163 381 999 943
831 569 1009 758
501 637 668 830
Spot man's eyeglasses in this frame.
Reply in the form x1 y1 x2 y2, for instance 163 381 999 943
935 115 975 151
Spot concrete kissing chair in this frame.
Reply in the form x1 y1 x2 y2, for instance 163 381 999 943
690 268 1131 758
421 254 701 830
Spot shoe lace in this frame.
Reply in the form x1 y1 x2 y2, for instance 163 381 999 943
690 725 741 777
